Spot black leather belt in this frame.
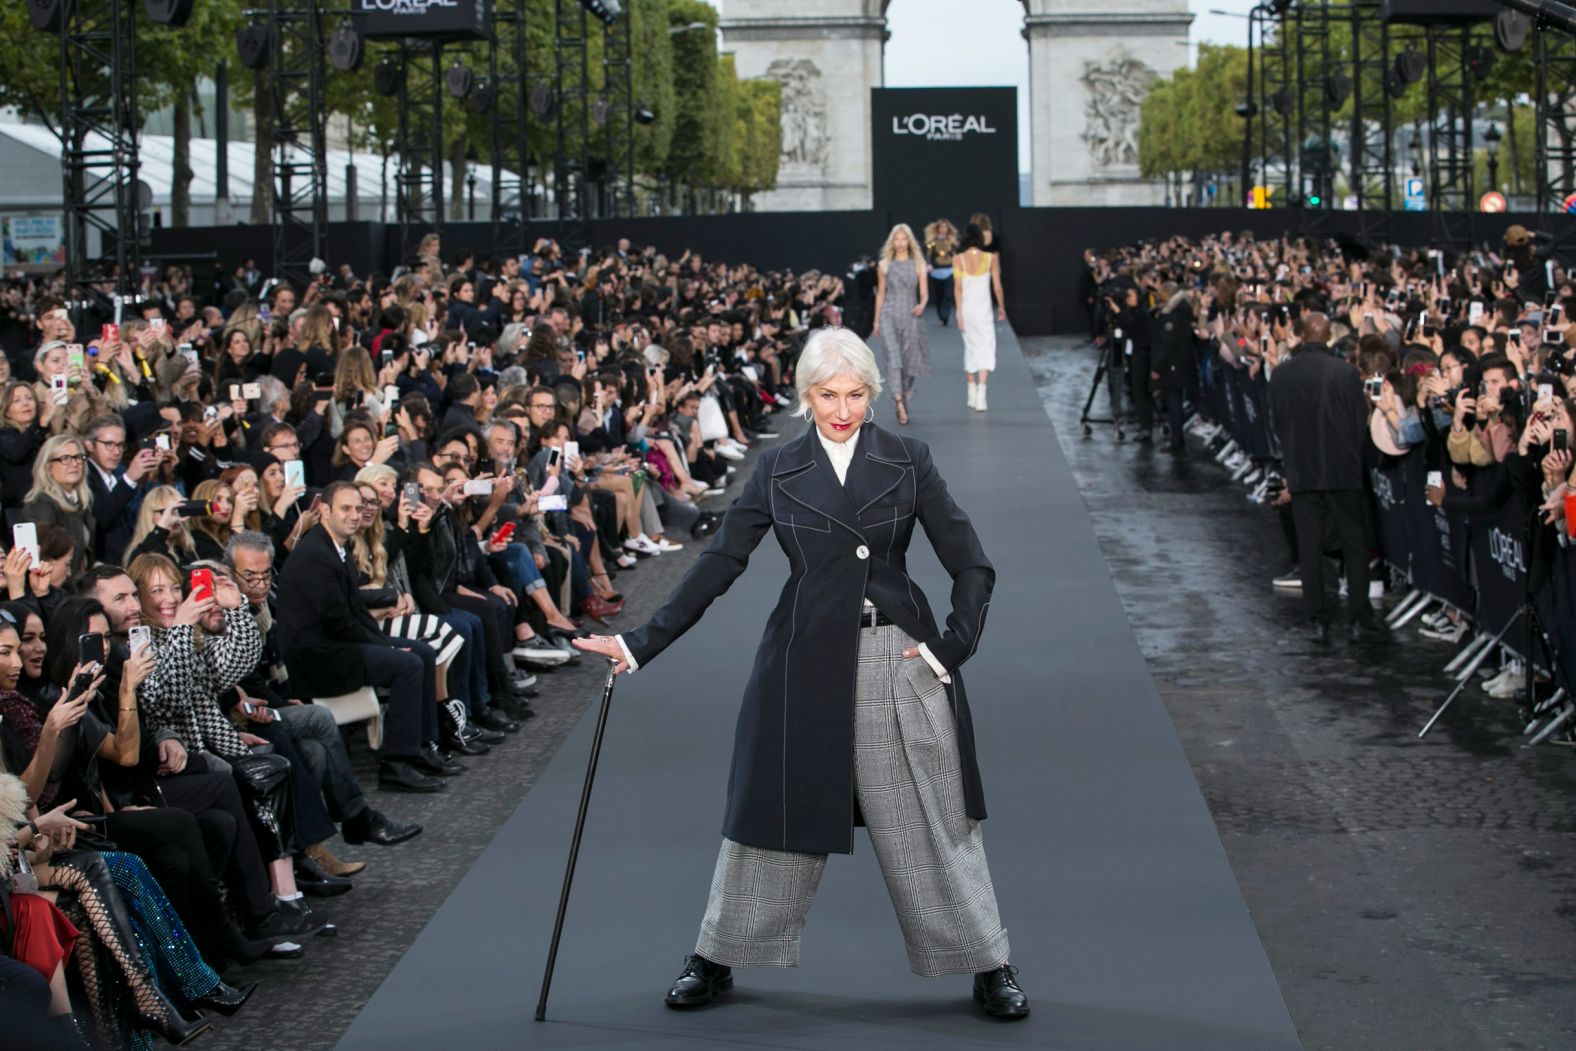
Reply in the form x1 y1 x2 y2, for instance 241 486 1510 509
860 606 896 628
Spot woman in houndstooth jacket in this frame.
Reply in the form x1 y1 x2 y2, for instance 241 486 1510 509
574 328 1029 1020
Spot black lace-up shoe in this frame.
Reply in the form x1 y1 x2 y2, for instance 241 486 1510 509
664 953 733 1008
973 963 1029 1019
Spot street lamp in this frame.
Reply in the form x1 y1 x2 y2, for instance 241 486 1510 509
668 21 707 35
1484 122 1502 192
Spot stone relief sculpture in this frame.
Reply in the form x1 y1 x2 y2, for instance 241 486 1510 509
766 57 829 170
1080 51 1158 169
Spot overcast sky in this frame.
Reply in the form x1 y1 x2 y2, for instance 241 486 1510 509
707 1 1251 173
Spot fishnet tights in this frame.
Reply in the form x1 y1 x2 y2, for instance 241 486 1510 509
48 859 171 1028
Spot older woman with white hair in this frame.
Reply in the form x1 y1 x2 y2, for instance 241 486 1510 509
20 434 95 576
575 327 1028 1020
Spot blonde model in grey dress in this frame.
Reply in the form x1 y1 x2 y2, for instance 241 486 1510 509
878 257 931 403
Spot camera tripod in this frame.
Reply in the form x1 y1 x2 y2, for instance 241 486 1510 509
1080 341 1126 440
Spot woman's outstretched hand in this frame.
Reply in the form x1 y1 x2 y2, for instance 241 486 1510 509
572 634 631 674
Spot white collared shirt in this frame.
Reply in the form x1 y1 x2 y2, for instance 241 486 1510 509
618 426 950 683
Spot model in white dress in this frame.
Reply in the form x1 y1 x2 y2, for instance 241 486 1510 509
954 246 1002 411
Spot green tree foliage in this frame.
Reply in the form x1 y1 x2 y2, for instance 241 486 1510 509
664 0 721 196
736 77 782 203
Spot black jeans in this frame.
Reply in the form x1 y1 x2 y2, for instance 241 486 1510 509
1291 489 1372 626
355 639 439 759
104 804 233 962
156 763 275 922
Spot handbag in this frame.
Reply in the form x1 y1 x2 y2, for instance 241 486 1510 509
696 395 729 443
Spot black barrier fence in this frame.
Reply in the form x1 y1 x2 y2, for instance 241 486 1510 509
1195 351 1576 730
144 208 1574 340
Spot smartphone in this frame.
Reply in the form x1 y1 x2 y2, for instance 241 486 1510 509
149 317 166 333
67 344 86 371
490 522 517 546
1556 429 1570 453
189 567 214 602
563 440 580 463
538 494 569 512
50 373 68 405
402 481 422 508
11 522 39 566
380 348 393 368
462 479 494 497
547 447 561 468
101 322 119 344
240 700 281 722
176 500 211 518
156 433 172 452
178 342 197 364
283 460 306 490
259 304 272 323
1509 330 1522 347
1365 377 1384 401
1539 383 1556 403
1427 470 1444 489
203 405 218 423
229 384 243 401
128 625 152 654
77 632 106 666
1468 301 1484 324
243 382 261 400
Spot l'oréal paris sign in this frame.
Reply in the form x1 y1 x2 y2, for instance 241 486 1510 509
891 113 998 142
352 0 490 41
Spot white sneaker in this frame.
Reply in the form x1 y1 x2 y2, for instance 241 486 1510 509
652 537 684 552
1418 620 1467 643
1481 663 1519 692
1368 580 1384 600
976 387 988 412
703 486 727 497
625 534 664 556
714 443 744 462
967 382 978 409
1272 568 1301 590
513 641 570 664
1486 669 1529 699
616 553 638 568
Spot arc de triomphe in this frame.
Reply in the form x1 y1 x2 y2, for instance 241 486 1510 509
720 0 1194 210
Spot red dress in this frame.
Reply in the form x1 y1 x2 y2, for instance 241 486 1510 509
4 892 81 981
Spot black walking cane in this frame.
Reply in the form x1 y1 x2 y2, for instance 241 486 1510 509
535 661 619 1022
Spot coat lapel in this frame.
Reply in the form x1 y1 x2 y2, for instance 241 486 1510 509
774 425 866 541
843 425 908 513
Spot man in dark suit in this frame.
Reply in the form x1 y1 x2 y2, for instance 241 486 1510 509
1268 312 1379 642
83 414 157 562
274 481 460 792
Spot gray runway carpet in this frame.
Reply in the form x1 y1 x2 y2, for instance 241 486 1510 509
336 319 1301 1050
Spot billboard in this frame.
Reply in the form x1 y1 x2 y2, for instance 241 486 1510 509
351 0 492 42
871 87 1018 234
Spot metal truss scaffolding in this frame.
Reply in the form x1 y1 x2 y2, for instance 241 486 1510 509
490 0 530 261
1535 26 1576 260
268 0 329 295
1292 0 1338 239
396 40 445 265
1424 25 1474 248
554 0 591 239
601 9 635 218
58 0 141 305
1349 0 1395 245
1256 8 1296 208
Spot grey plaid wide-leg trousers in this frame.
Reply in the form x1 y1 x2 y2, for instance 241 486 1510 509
694 624 1011 977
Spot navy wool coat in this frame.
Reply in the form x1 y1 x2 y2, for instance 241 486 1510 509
622 422 993 855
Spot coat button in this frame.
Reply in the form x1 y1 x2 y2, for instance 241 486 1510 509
855 545 870 560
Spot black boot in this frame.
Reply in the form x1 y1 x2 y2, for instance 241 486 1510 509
973 964 1030 1019
341 806 422 847
191 979 257 1016
664 953 732 1008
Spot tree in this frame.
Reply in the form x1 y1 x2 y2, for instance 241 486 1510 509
735 77 782 206
664 0 720 206
631 0 676 180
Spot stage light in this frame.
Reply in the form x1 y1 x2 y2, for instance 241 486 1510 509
1394 47 1425 86
1269 0 1293 14
27 0 67 32
471 79 496 115
635 103 657 125
444 60 474 99
329 24 364 73
529 85 557 118
237 23 271 71
1325 71 1351 107
580 0 622 25
1494 10 1530 53
373 57 403 98
1384 69 1407 100
591 98 610 127
1271 89 1291 118
143 0 193 26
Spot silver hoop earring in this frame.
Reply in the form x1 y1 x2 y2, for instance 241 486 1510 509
863 405 875 424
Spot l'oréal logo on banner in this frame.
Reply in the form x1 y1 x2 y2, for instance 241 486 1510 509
355 0 457 13
891 114 998 142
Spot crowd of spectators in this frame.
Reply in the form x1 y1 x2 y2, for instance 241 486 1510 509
1086 226 1576 713
0 232 845 1046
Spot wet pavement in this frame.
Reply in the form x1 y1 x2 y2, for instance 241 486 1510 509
1024 336 1576 1051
